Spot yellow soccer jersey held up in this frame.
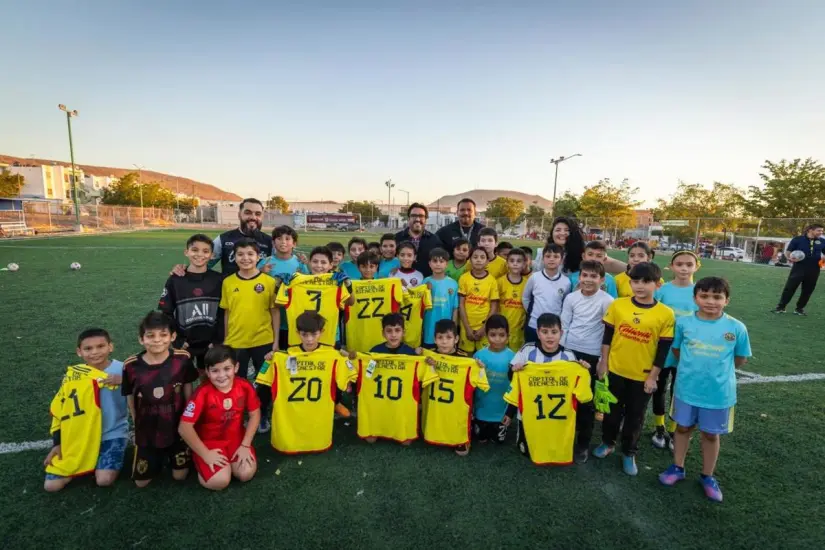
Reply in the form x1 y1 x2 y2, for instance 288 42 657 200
603 297 675 382
400 284 432 348
487 255 508 279
276 273 351 348
220 272 278 348
255 349 357 453
345 279 404 353
356 353 439 442
421 351 489 446
504 361 593 465
46 364 110 477
497 275 527 351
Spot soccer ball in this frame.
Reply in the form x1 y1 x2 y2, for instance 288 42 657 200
70 262 82 271
7 262 19 272
789 250 806 262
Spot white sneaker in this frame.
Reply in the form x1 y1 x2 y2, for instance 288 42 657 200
257 419 271 434
651 431 667 449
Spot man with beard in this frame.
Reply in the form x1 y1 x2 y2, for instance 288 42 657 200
436 198 486 257
394 203 445 278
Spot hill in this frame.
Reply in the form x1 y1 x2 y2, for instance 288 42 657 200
0 154 242 201
428 189 552 212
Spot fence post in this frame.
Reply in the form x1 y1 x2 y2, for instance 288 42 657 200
128 207 131 227
112 206 116 226
48 205 52 230
693 218 701 251
96 203 100 229
753 218 762 262
199 207 203 226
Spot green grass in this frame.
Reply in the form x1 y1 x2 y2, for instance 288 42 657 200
1 229 823 548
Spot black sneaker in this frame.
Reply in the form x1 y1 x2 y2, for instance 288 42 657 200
772 307 786 314
574 448 589 464
794 309 807 316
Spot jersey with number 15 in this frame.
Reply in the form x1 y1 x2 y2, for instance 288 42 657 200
276 273 351 347
344 279 404 353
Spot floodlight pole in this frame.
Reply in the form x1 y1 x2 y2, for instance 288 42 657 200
58 104 82 229
550 153 582 218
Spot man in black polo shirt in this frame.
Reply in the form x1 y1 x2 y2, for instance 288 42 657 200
774 223 825 315
394 202 445 277
436 198 486 257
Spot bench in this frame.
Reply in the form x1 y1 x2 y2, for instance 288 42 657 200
0 221 35 237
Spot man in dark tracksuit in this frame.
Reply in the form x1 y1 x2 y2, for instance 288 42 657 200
774 224 825 315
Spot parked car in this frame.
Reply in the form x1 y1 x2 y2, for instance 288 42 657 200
718 247 745 260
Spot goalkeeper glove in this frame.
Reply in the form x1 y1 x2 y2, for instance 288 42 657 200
594 376 618 414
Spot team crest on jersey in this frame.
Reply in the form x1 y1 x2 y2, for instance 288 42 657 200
410 278 419 286
558 288 565 295
193 288 203 297
136 459 149 475
153 387 164 399
724 332 735 341
448 288 454 295
600 283 607 291
254 283 265 293
223 398 233 410
632 317 641 324
512 291 518 298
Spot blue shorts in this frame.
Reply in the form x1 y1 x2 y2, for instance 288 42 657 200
45 437 128 481
670 397 734 435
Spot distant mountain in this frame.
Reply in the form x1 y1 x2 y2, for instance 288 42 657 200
428 189 552 211
0 154 242 201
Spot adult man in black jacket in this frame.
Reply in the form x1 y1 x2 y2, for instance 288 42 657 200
394 203 445 278
436 198 486 256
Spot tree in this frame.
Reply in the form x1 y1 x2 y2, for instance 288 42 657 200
102 172 179 209
339 200 383 223
485 197 525 230
177 196 199 214
524 204 546 231
653 181 746 241
267 195 290 213
0 169 24 198
552 191 581 219
745 158 825 219
578 178 640 234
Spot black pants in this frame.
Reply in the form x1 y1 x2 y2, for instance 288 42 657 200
572 351 600 451
236 343 273 415
652 367 675 418
778 266 820 310
601 373 651 456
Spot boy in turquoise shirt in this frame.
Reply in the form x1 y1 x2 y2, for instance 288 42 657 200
568 241 618 298
473 315 515 443
422 248 459 348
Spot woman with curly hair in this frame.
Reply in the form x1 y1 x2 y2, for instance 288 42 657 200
541 217 627 275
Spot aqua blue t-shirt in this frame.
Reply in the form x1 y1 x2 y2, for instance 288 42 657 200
102 360 128 441
655 282 698 367
339 261 362 281
258 254 310 328
672 313 751 409
473 347 516 422
568 271 618 298
377 258 400 279
422 276 459 345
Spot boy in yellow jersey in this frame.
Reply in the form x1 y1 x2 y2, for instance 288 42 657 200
497 248 528 351
445 238 470 282
615 242 656 298
219 238 279 433
44 328 128 492
458 247 501 353
594 262 675 476
400 283 433 349
478 227 508 279
344 251 403 353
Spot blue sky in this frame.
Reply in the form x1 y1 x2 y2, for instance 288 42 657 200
1 1 823 206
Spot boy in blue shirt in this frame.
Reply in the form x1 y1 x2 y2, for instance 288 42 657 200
659 277 751 503
473 315 515 443
377 233 400 278
339 237 367 281
568 240 618 298
422 248 459 349
370 313 417 355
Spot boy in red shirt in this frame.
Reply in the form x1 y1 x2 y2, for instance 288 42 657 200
179 345 261 490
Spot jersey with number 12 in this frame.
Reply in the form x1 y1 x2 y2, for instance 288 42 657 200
276 273 351 347
344 279 404 352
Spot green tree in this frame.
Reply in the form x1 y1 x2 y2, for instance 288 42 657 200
485 197 525 230
339 200 383 223
578 178 640 232
267 195 290 213
745 158 825 219
102 172 178 208
552 191 581 219
0 169 24 197
177 196 199 214
524 204 546 231
653 181 746 241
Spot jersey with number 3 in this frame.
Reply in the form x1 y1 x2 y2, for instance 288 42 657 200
504 361 593 465
356 353 439 442
46 364 110 477
276 273 351 347
255 349 357 453
421 351 489 446
401 285 433 348
344 279 404 352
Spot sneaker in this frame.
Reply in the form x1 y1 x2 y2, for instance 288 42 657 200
593 444 614 459
574 448 589 464
622 455 638 476
668 434 675 452
334 403 352 418
772 307 786 314
794 309 807 316
455 443 470 456
651 430 668 449
257 419 271 434
700 475 723 502
658 464 686 486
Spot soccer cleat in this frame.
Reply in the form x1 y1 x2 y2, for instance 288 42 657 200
700 475 723 502
455 443 470 456
794 309 807 316
574 448 589 464
622 455 638 476
659 464 686 486
771 307 786 314
257 419 271 434
334 403 352 418
593 444 614 459
668 434 675 452
651 430 668 449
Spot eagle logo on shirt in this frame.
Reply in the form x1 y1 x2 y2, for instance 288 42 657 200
724 332 735 341
254 283 265 293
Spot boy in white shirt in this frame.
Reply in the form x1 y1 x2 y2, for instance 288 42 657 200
522 243 570 344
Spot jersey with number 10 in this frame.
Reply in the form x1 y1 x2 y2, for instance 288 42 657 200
256 349 357 453
421 351 489 446
401 285 432 348
356 353 439 442
344 279 404 352
276 273 351 347
504 361 593 465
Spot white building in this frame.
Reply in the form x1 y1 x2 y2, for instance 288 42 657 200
83 175 117 202
5 164 83 201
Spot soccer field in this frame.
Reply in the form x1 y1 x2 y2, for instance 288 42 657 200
0 229 823 549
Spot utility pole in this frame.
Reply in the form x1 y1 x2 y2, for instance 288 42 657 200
133 163 145 226
385 178 395 225
549 153 583 218
58 104 82 230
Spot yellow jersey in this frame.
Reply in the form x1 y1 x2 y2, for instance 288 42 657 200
504 361 593 465
615 271 664 298
356 353 439 442
220 272 278 348
497 274 527 351
276 273 351 347
401 284 433 348
421 351 489 446
487 255 508 279
255 349 357 454
603 297 675 381
458 271 500 330
46 364 110 477
345 279 404 353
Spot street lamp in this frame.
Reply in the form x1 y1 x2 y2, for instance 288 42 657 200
58 104 82 229
384 178 395 225
133 163 145 226
398 188 410 206
549 153 582 218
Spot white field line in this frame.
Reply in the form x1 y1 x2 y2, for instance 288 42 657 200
737 373 825 385
0 439 53 454
736 369 759 378
0 245 182 250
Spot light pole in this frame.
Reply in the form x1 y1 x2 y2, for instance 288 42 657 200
384 178 395 226
58 104 82 229
550 153 582 218
398 188 410 206
133 163 145 226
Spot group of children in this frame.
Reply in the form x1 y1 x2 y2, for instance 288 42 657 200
44 226 751 503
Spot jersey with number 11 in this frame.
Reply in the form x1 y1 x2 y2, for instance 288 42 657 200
276 273 351 347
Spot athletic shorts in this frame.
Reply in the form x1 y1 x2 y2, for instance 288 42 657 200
192 440 256 482
459 331 487 354
473 420 508 443
132 439 191 481
670 397 734 435
44 437 128 481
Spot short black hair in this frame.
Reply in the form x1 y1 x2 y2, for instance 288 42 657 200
272 225 298 242
579 260 605 278
380 233 396 244
408 203 429 218
296 311 326 333
397 241 417 255
628 241 655 259
507 248 527 261
479 227 498 240
326 242 345 255
536 313 562 330
77 328 111 348
457 198 476 209
628 262 662 283
520 245 534 257
429 247 449 262
235 237 260 254
694 276 731 298
204 345 236 369
309 246 333 263
434 319 458 336
469 245 489 259
584 240 607 252
485 314 509 334
368 241 381 251
453 238 470 249
356 251 381 267
139 311 175 337
348 237 367 251
495 241 513 253
382 313 405 329
804 223 823 233
186 233 213 250
239 198 263 210
543 243 564 256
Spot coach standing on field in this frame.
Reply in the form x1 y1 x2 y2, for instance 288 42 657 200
773 223 825 316
436 198 486 256
395 203 445 277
